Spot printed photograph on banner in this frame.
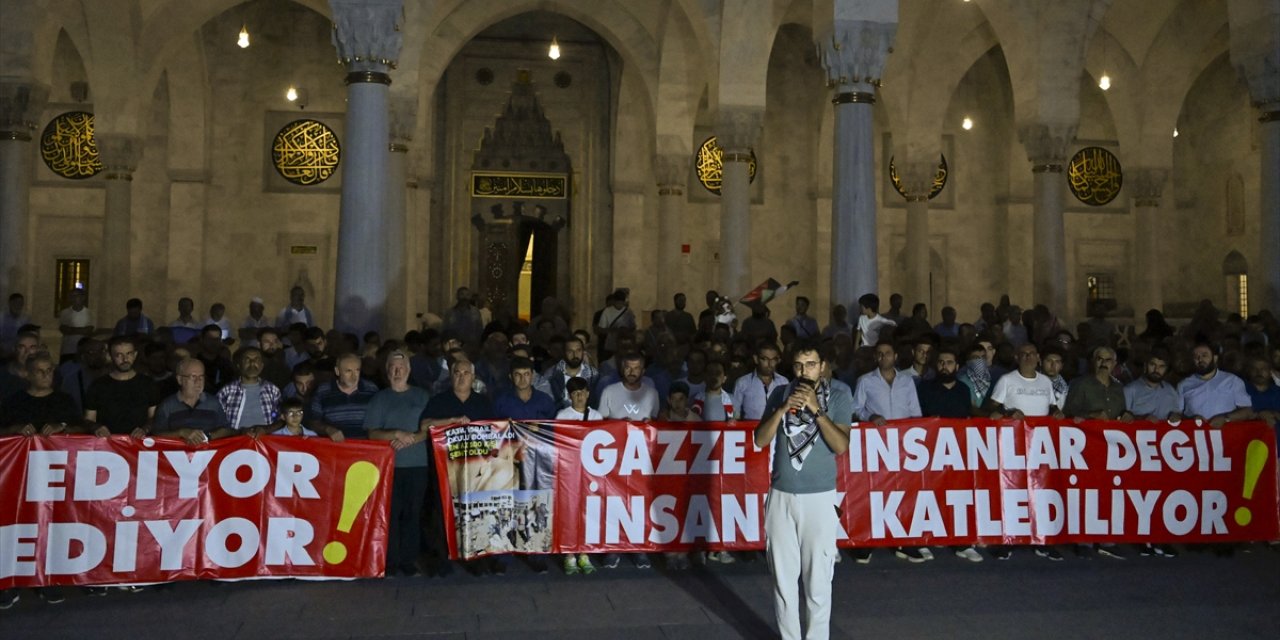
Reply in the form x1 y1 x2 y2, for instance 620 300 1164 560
456 490 553 557
440 421 558 558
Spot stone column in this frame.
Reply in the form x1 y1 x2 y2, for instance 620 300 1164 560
716 108 762 305
898 160 936 309
329 0 403 335
96 133 142 310
1128 167 1168 315
0 80 48 298
1259 105 1280 313
386 93 414 337
654 153 689 301
1018 123 1075 314
818 20 895 310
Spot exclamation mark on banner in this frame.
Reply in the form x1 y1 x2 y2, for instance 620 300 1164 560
323 461 381 564
1232 440 1269 527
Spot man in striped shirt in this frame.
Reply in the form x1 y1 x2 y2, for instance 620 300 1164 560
308 353 379 440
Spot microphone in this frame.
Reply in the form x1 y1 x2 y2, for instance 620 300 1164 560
789 378 815 415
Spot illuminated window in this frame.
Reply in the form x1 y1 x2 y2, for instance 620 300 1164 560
1086 273 1116 302
54 259 90 316
1238 274 1248 317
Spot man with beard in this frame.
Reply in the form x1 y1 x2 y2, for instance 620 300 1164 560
732 342 789 420
218 347 284 433
1244 356 1280 426
195 324 236 391
547 336 598 409
1063 347 1131 421
0 332 41 401
898 335 936 384
1177 342 1255 427
598 353 659 421
60 338 109 412
754 339 852 640
256 327 293 389
82 336 155 438
1124 349 1182 421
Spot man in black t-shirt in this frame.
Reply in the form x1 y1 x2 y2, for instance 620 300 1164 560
1 353 82 435
83 336 156 438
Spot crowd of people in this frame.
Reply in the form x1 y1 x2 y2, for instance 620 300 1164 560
1 283 1278 609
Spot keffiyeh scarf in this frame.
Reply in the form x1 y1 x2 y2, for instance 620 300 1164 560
783 379 832 471
964 358 992 398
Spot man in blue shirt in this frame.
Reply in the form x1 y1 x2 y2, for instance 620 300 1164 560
493 357 556 420
1245 356 1280 426
1178 342 1255 427
753 339 852 640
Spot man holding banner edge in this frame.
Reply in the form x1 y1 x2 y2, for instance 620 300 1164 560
754 339 853 640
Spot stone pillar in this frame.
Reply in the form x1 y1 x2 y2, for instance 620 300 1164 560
329 0 403 335
0 80 48 298
654 153 689 302
1259 106 1280 313
898 160 936 309
1128 167 1168 315
716 108 762 305
1019 123 1075 314
1230 2 1279 313
386 93 414 338
96 133 142 310
818 20 895 310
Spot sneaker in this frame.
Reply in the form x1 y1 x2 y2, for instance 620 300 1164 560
918 548 934 561
563 555 580 575
84 586 109 597
634 554 652 569
527 556 548 574
1096 544 1129 560
992 547 1013 560
954 547 983 563
1139 544 1157 557
1154 544 1179 558
1034 547 1064 561
717 552 735 564
578 554 596 574
851 548 873 564
894 547 928 563
37 588 66 604
116 585 145 593
0 590 18 610
603 554 620 569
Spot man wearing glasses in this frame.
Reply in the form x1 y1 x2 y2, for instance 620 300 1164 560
754 339 853 640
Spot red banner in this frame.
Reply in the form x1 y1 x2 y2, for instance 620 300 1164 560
0 434 394 588
430 419 1279 558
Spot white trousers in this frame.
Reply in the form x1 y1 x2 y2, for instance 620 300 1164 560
765 488 838 640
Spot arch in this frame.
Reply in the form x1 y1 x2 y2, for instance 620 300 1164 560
416 0 660 118
1222 250 1248 275
1080 26 1140 150
653 8 703 157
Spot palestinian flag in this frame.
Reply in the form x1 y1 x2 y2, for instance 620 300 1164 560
739 278 799 306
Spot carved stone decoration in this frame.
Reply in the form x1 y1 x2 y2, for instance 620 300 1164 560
470 71 572 316
715 107 764 154
0 79 49 139
329 0 404 71
816 20 896 90
94 132 143 179
1018 122 1077 168
889 156 947 200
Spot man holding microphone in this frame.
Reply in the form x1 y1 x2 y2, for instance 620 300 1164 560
754 338 853 640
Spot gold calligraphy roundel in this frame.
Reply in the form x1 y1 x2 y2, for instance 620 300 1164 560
1067 146 1123 206
272 119 341 186
695 136 757 195
888 155 948 200
40 111 103 180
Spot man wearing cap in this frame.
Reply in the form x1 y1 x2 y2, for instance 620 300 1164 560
239 297 272 346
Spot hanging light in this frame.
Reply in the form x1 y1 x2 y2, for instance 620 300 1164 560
1173 127 1179 138
286 86 298 101
237 25 250 49
1098 73 1111 91
548 37 561 60
961 117 974 130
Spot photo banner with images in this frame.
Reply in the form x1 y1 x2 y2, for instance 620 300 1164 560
1 435 394 588
429 419 1279 558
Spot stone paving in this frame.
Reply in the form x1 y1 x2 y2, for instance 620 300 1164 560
2 545 1278 639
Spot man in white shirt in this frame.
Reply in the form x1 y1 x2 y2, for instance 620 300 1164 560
987 343 1063 419
58 289 95 363
598 353 658 420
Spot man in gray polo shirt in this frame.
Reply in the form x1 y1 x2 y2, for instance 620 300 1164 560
754 339 853 640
